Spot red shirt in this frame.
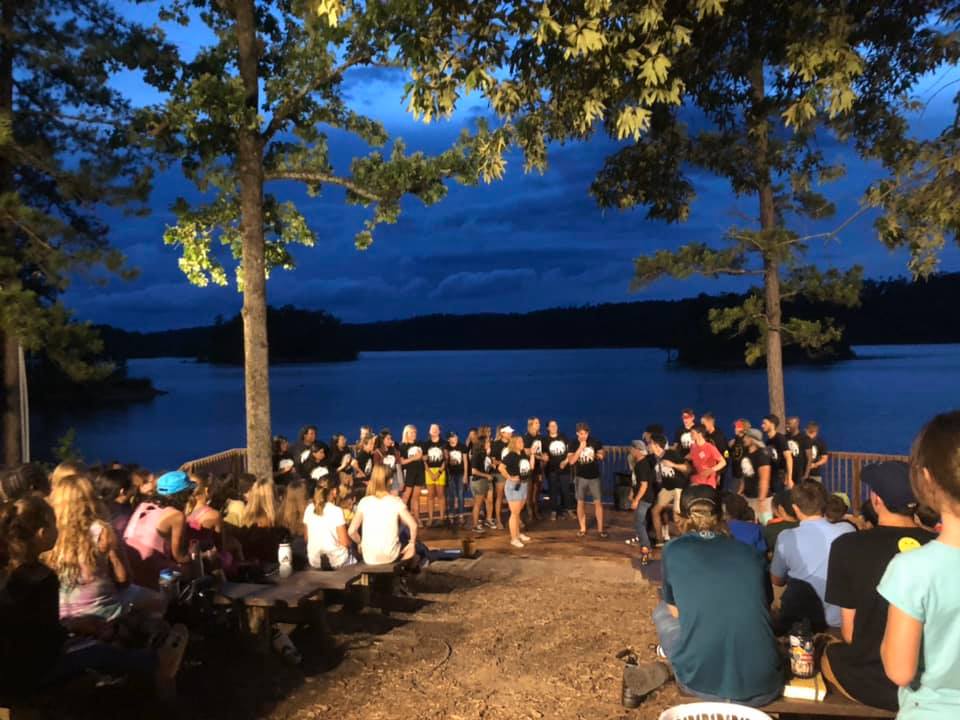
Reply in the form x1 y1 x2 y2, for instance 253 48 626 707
688 441 724 488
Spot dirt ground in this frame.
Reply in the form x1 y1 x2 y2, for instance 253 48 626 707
9 510 686 720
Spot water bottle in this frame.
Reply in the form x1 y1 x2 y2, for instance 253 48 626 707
278 542 293 579
789 619 815 678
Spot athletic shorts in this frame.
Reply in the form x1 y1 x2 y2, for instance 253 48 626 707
657 488 682 515
505 481 529 503
575 476 602 502
470 477 491 497
425 469 446 486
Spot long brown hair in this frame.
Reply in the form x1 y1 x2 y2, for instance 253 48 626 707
911 410 960 513
366 465 390 498
241 478 277 528
0 495 56 570
47 475 109 588
279 479 307 535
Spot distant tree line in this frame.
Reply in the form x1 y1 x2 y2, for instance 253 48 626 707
96 273 960 367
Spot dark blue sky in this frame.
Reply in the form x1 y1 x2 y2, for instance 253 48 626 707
64 12 960 331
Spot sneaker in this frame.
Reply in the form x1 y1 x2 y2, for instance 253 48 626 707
519 533 531 542
622 661 670 708
510 538 525 549
655 644 667 659
625 536 640 546
472 525 484 534
487 519 497 529
551 512 558 521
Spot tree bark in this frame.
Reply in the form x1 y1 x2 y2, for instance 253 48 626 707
749 59 787 426
234 0 272 480
0 0 21 465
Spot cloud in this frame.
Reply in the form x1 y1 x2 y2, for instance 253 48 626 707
430 268 538 299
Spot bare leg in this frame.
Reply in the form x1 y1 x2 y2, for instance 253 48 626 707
577 499 587 533
472 485 483 528
508 500 524 541
436 485 446 522
410 487 421 525
485 488 494 524
494 483 505 527
595 500 604 533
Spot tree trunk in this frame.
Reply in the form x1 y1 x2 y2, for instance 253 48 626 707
234 0 272 480
749 59 787 426
0 0 20 465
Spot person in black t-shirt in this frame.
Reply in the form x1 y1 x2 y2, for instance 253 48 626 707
675 408 696 451
822 462 936 711
740 429 773 522
649 434 690 543
625 440 656 560
523 417 544 522
729 419 749 485
761 414 792 493
423 423 448 527
804 421 829 480
567 422 606 538
445 431 469 525
292 425 318 475
542 420 572 519
490 425 514 529
785 416 809 488
355 435 376 486
469 434 495 532
498 435 533 548
399 424 425 525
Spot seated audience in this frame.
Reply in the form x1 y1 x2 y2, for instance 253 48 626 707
304 481 356 569
822 462 935 711
826 492 858 530
186 475 226 548
348 466 418 565
637 485 783 706
279 478 307 538
0 495 187 698
50 462 83 489
722 492 766 555
123 470 196 588
771 480 855 632
48 475 166 625
762 490 799 553
235 478 290 566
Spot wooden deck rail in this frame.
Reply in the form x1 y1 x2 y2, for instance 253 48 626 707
179 446 908 509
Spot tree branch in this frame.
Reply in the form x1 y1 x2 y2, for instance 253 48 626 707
264 171 382 203
262 53 374 141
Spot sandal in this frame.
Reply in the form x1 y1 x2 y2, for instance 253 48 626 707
599 531 609 539
576 530 586 538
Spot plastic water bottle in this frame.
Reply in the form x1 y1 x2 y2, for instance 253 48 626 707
278 542 293 579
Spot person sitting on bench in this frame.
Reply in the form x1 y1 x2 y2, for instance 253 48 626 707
348 466 418 566
628 485 783 706
821 462 935 711
770 480 854 634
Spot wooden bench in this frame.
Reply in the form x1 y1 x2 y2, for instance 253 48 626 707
215 567 363 648
679 692 895 718
351 560 407 612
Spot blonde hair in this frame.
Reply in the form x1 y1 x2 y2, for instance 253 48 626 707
312 480 338 515
241 478 277 528
402 424 417 443
678 506 730 537
279 479 307 536
509 435 524 453
47 475 108 589
51 462 83 489
366 465 390 498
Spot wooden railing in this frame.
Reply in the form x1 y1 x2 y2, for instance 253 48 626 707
179 445 908 509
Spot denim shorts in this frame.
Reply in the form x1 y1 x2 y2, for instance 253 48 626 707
505 481 529 503
575 476 602 501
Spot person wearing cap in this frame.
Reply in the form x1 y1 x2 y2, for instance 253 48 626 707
123 471 195 589
740 428 773 524
567 422 606 538
770 480 855 633
821 462 935 711
625 441 655 561
642 485 783 706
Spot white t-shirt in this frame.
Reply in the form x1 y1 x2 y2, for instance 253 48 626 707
303 502 354 569
355 494 405 565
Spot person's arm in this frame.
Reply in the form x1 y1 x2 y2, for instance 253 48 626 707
758 465 771 499
463 456 470 485
398 504 418 560
631 481 648 510
348 509 363 545
162 511 191 564
784 450 794 487
769 536 788 587
711 456 727 474
400 450 418 466
498 462 513 482
98 524 128 585
840 608 856 644
666 603 679 618
881 604 922 687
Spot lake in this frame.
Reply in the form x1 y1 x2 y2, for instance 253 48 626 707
31 344 960 469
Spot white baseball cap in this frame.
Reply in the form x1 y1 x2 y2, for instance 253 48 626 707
501 425 515 434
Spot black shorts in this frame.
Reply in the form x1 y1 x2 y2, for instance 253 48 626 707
406 473 426 487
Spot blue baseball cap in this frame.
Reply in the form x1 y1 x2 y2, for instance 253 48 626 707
863 461 916 512
156 470 192 496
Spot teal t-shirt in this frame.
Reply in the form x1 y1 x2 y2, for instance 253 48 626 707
662 532 783 701
877 540 960 719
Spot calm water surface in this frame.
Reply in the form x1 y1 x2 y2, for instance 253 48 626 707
32 344 960 468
